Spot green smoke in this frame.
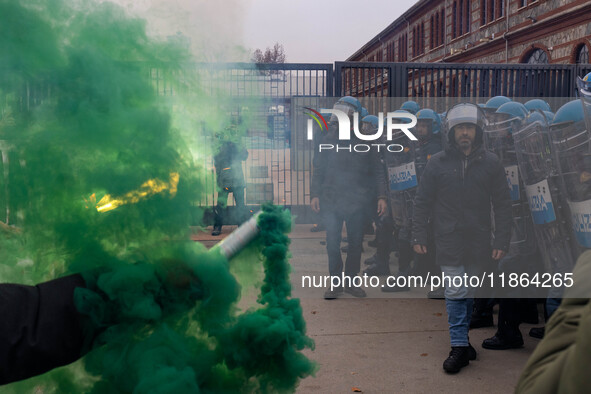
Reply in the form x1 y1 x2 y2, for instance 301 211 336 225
1 0 315 392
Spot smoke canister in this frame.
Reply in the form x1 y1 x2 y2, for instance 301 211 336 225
213 212 262 259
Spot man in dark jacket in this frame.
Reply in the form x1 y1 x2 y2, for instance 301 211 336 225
310 98 388 299
412 103 512 373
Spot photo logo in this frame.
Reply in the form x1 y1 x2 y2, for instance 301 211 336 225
304 107 329 132
305 108 418 152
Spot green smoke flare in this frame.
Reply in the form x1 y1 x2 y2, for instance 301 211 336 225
0 0 315 392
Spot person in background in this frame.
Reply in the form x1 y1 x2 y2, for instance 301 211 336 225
310 97 387 299
212 119 249 236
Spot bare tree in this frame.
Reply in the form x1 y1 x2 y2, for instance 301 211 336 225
251 42 286 64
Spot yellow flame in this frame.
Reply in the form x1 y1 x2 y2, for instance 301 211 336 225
95 172 179 213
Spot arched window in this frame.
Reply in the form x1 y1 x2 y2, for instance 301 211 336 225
576 44 589 64
524 48 549 64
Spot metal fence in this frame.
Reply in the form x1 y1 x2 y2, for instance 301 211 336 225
189 62 591 223
336 62 591 110
3 61 591 224
172 63 334 224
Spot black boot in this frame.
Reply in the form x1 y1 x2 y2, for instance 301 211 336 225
529 327 545 339
443 346 470 373
211 225 222 236
323 287 344 300
482 333 523 350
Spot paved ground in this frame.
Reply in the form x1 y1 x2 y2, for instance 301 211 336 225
194 224 542 394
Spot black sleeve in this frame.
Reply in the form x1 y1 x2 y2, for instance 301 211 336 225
0 274 87 385
412 158 438 246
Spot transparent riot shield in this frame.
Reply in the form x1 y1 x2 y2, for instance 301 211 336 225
513 113 578 296
569 78 591 250
484 115 537 256
549 112 591 252
385 131 416 228
577 76 591 134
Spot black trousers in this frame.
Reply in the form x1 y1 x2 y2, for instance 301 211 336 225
213 186 245 227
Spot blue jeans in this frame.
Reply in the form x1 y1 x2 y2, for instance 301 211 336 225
323 207 365 278
441 264 479 347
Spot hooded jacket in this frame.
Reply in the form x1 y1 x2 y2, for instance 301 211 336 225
411 125 512 265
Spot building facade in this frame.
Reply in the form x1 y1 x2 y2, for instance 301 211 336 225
348 0 591 65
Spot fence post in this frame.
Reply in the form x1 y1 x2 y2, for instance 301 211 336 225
326 65 334 97
334 62 343 97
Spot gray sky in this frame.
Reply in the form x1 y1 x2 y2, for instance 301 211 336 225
242 0 417 63
110 0 417 63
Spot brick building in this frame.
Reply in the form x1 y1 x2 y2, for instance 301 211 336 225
348 0 591 65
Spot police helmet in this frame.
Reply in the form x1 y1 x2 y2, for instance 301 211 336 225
446 103 486 145
361 115 380 135
579 72 591 91
400 100 420 115
390 109 413 123
334 96 362 117
525 110 548 125
387 110 413 140
496 102 529 120
484 96 512 111
361 107 369 119
416 108 441 134
543 111 555 123
552 99 584 125
524 99 551 112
